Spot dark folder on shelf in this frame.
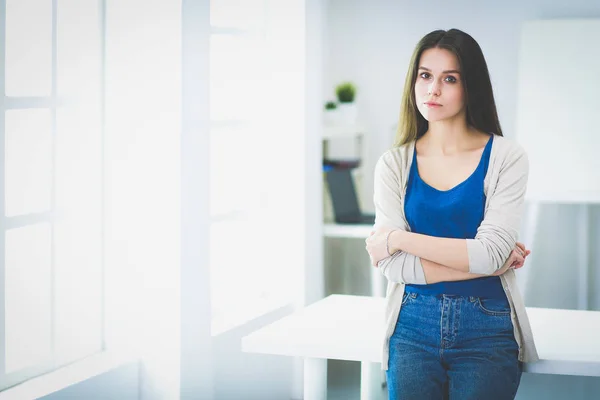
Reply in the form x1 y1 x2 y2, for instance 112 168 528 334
325 168 375 225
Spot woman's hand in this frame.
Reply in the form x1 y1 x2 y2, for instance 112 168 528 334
515 241 531 261
492 242 531 276
365 227 396 267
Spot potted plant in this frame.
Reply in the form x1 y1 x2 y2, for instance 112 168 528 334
335 81 357 124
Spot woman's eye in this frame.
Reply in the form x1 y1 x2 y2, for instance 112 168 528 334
445 76 457 83
420 72 430 79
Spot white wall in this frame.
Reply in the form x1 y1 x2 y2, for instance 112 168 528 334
210 0 327 398
103 1 182 398
324 0 600 398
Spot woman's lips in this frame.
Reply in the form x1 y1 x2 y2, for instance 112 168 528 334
424 102 442 108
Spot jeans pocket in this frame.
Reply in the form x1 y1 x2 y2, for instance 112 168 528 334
401 291 417 306
475 297 511 316
401 292 410 305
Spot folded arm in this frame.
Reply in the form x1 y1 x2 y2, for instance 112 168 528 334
387 147 529 275
373 145 529 282
387 231 470 272
373 152 484 284
379 251 486 284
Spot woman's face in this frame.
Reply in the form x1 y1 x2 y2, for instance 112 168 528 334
414 47 466 123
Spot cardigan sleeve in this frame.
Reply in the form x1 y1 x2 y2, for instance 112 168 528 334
466 145 529 275
372 151 427 285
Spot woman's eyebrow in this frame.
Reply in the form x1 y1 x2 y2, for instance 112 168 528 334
418 66 461 74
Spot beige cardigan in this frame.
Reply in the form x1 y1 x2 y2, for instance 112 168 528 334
373 134 540 371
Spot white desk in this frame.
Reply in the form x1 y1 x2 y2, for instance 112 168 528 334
242 294 600 400
323 223 385 298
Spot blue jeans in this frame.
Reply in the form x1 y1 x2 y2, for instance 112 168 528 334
386 290 522 400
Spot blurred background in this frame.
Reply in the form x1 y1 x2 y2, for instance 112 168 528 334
1 0 599 399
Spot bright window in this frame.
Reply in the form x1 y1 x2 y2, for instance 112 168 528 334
209 0 306 335
1 0 104 390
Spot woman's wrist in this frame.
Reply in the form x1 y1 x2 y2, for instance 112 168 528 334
388 230 404 254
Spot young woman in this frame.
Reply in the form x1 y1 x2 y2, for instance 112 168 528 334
365 29 539 399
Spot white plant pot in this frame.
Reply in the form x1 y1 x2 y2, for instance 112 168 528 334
336 102 357 124
323 109 340 125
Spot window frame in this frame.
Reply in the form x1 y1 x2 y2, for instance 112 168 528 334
0 0 107 390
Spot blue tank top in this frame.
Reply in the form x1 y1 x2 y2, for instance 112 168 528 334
404 134 506 299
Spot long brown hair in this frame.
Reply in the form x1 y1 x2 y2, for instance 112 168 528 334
394 29 503 147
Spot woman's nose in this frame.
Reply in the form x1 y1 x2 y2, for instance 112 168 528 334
428 81 440 96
